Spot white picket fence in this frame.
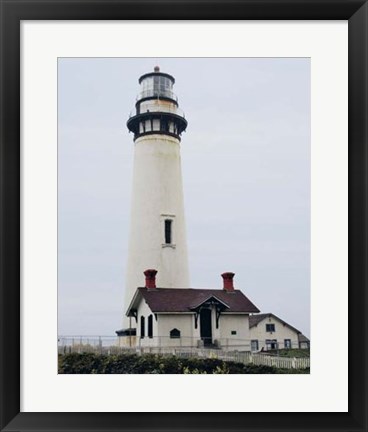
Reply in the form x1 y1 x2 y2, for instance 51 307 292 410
58 343 309 370
149 347 310 370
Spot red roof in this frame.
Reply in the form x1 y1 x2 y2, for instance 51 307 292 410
127 287 260 315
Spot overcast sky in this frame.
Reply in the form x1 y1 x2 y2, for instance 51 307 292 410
58 57 310 338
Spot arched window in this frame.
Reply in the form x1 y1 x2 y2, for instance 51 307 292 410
148 315 153 339
170 328 181 339
140 316 145 338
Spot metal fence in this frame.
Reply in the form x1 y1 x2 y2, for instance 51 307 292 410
58 336 309 370
129 104 186 119
137 89 178 102
58 335 301 349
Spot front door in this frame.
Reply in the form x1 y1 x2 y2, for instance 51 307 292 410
200 309 212 346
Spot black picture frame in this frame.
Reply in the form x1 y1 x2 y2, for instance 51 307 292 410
0 1 367 431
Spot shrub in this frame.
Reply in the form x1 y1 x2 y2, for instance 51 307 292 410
58 353 309 374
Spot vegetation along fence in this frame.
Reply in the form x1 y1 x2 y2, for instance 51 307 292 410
58 336 309 370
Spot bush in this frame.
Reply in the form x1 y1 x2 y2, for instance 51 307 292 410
58 353 309 374
268 348 310 358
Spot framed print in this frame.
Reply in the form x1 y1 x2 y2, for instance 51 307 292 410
0 1 367 432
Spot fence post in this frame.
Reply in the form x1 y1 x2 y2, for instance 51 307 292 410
292 357 296 369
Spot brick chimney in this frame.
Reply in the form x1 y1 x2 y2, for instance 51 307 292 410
144 269 157 289
221 272 235 291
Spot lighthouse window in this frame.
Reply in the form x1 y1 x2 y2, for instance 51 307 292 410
153 119 160 130
164 219 172 244
160 76 169 92
152 76 173 98
141 75 173 99
161 119 169 132
153 76 160 96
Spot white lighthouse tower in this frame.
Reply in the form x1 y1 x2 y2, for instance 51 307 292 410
121 67 190 332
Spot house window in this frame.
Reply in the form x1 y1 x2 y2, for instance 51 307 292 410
140 316 145 338
266 339 277 350
148 315 153 339
170 328 181 339
231 330 237 335
251 340 259 351
266 323 275 332
164 219 172 244
284 339 291 349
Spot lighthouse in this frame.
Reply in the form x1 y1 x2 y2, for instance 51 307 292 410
121 67 190 332
111 66 308 354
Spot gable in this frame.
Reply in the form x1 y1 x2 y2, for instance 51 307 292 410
249 313 301 335
190 295 230 311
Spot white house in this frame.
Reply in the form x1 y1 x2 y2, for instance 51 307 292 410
249 313 310 351
119 269 260 350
